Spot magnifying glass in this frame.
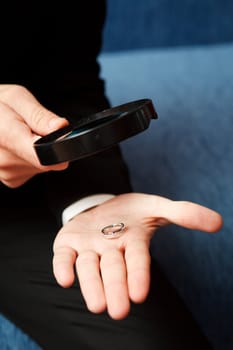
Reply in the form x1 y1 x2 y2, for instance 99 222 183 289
34 98 158 165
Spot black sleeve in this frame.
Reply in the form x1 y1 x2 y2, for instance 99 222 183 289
45 145 132 225
0 1 132 224
37 2 133 223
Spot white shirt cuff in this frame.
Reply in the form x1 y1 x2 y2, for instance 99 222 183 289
61 193 116 225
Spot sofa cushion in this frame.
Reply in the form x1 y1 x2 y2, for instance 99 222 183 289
1 42 232 350
99 42 233 350
0 314 41 350
103 0 233 51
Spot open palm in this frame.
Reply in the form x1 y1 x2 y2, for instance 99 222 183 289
53 193 222 320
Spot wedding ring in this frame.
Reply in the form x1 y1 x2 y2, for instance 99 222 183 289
101 223 125 239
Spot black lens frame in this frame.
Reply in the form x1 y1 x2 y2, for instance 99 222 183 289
34 99 158 165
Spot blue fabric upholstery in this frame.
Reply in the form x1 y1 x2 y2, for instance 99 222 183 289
1 1 232 349
0 314 42 350
103 0 233 51
99 42 233 349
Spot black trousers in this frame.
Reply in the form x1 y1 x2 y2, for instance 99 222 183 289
0 207 212 350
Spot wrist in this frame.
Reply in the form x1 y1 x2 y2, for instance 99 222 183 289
61 193 116 225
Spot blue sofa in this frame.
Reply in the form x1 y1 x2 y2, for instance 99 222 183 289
1 1 233 349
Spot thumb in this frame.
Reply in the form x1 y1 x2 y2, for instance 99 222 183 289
1 85 69 135
157 198 223 233
135 194 223 233
26 105 69 136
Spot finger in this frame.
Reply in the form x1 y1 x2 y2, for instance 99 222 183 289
0 169 35 188
53 246 77 288
0 147 44 187
125 239 151 303
0 85 69 135
140 195 223 233
0 104 38 162
160 200 223 232
0 103 69 169
100 249 130 320
76 250 106 314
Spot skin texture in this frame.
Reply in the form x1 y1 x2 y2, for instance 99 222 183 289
52 193 223 320
0 84 223 320
0 84 69 188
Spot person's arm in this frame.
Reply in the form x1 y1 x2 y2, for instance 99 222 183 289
53 192 223 320
61 194 116 225
0 1 129 223
0 84 69 189
45 144 132 226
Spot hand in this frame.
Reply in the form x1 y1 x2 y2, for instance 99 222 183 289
0 84 69 188
53 193 223 320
